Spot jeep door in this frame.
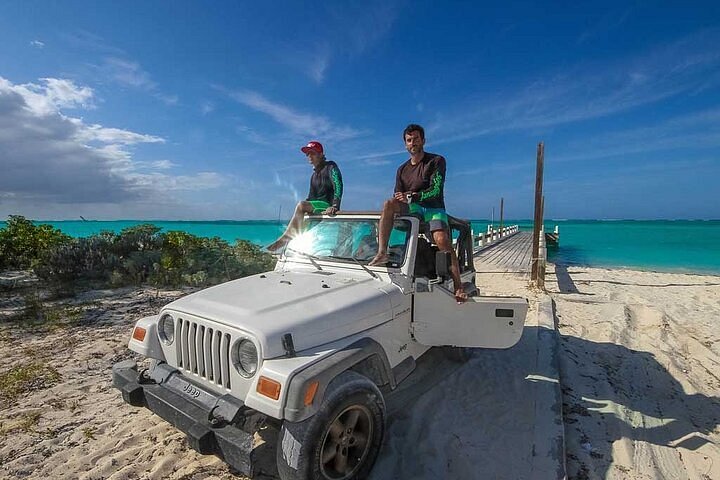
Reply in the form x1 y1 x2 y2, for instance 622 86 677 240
412 288 528 348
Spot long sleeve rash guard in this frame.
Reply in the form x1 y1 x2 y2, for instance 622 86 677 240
307 160 343 209
394 153 446 209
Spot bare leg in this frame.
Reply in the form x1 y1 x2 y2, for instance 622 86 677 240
433 229 468 303
267 201 314 251
368 198 406 266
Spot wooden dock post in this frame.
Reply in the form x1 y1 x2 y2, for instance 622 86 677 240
531 142 544 287
500 197 504 238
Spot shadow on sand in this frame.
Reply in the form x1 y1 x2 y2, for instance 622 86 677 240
558 330 720 479
234 326 720 479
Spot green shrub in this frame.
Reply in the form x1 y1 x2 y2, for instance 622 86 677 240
111 224 163 257
5 217 275 290
0 216 71 270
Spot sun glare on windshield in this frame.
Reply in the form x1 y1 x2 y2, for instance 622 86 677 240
285 218 411 267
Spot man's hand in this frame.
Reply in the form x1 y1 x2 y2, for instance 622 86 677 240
322 206 338 216
394 191 414 203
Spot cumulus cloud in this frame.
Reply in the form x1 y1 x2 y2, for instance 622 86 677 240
0 77 93 115
0 76 222 214
29 40 45 49
72 121 164 145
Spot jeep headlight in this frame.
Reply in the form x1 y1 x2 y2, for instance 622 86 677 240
234 339 258 377
158 314 175 345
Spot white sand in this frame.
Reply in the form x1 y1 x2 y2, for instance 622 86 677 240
2 265 718 479
547 264 720 480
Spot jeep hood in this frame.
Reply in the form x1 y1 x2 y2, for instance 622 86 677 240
162 270 395 358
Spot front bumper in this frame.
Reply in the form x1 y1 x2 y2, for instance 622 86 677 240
112 360 258 475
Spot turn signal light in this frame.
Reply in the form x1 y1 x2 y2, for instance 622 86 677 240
257 376 281 400
132 326 147 341
304 381 319 406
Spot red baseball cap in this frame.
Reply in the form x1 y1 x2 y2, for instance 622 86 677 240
301 141 323 155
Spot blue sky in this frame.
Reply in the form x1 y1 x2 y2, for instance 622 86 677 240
1 1 719 220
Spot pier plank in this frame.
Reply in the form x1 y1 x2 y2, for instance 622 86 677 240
474 231 533 277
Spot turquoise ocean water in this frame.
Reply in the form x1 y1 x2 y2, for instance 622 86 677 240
3 219 719 275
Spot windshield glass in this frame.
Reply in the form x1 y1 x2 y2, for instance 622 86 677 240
285 218 411 267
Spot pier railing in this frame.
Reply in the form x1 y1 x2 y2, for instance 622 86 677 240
473 225 520 252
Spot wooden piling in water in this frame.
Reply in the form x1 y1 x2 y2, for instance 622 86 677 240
531 142 544 287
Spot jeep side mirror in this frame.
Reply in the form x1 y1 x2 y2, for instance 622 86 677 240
435 251 451 279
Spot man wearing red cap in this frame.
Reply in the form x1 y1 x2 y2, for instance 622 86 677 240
267 141 343 251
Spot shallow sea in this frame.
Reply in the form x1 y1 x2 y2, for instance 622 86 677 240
4 219 719 275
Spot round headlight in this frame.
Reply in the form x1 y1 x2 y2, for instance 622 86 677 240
235 339 258 377
158 314 174 345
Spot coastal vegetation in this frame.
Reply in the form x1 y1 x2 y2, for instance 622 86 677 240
0 216 276 415
0 215 276 292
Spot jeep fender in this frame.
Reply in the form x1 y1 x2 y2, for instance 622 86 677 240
283 338 393 422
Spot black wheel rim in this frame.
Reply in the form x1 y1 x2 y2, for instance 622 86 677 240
319 404 374 479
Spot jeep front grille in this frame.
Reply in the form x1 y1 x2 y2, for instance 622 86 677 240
176 317 232 389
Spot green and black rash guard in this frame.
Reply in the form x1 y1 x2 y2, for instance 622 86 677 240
308 160 343 209
394 152 446 209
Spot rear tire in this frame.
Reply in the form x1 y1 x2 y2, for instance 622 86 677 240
276 371 385 480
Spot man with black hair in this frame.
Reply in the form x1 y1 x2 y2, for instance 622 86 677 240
267 141 343 252
368 124 467 303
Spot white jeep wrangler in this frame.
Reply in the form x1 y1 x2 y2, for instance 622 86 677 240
113 212 528 479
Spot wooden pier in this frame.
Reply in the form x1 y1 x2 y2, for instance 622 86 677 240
474 230 534 277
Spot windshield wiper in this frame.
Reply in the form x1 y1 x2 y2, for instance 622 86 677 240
286 247 323 271
327 255 378 279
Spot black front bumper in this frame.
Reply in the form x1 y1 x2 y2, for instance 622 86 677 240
112 360 257 475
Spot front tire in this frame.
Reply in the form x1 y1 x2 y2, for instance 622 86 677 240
276 371 385 480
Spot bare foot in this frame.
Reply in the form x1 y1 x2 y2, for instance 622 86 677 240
367 252 389 266
266 236 289 252
455 289 469 304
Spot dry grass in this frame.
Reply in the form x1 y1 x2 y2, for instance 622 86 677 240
0 411 41 437
0 361 61 403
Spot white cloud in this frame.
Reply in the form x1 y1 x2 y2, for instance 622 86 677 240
97 57 178 106
29 40 45 49
279 1 399 84
123 171 227 192
0 77 94 115
552 106 720 163
0 76 222 215
362 158 392 166
227 89 366 142
73 121 164 145
142 160 177 170
103 57 156 89
62 30 125 55
429 29 720 145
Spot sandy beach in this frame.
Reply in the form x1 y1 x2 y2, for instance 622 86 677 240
1 264 719 479
547 264 720 480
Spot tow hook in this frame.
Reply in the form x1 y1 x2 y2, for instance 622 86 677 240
208 407 226 428
137 367 155 385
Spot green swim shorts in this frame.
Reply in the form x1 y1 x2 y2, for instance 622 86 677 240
408 203 449 231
